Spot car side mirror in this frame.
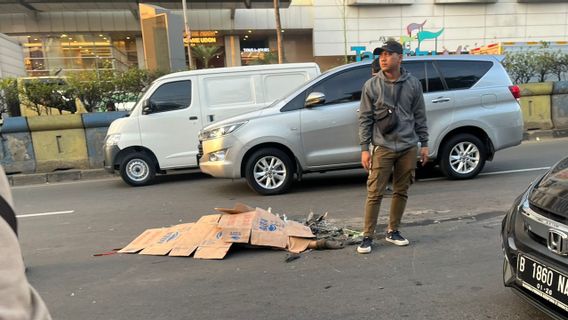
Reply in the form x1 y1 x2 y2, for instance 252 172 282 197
142 100 154 114
305 92 326 108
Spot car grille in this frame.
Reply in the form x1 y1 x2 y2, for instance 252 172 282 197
197 140 203 159
528 229 547 246
530 203 567 225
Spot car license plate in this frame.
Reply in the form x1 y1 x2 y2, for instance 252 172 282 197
517 254 568 312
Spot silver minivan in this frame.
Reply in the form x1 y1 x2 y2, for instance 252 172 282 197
199 55 523 195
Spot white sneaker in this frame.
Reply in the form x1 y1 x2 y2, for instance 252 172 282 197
357 237 373 254
385 230 409 246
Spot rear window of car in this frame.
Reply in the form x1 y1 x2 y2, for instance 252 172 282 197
403 61 445 93
436 60 492 90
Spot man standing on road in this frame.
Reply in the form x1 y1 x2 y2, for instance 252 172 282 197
357 40 429 254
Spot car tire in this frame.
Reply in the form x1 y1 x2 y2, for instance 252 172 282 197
439 133 486 180
120 152 156 186
245 148 294 195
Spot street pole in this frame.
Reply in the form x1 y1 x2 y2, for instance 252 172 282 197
273 0 283 64
182 0 194 69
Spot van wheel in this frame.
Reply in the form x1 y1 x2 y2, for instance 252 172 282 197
245 148 294 195
440 133 486 180
120 152 156 186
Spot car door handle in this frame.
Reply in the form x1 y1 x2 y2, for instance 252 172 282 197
431 97 451 103
189 116 198 120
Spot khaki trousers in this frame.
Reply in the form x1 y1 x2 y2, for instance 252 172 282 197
363 145 417 238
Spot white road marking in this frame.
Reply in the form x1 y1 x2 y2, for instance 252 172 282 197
419 167 550 182
479 167 550 176
17 210 75 218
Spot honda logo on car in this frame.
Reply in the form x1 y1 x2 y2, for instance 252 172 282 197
548 229 568 256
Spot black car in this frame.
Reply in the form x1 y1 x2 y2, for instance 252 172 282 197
502 156 568 319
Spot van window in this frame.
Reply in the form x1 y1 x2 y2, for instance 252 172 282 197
436 60 492 90
149 80 191 112
403 61 426 92
309 66 370 106
205 76 255 106
264 73 307 102
426 62 445 93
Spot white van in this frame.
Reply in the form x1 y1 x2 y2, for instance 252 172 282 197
103 63 320 186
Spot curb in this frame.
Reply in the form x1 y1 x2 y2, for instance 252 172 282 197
8 169 116 186
523 129 568 141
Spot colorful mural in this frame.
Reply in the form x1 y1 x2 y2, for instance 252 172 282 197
351 20 445 60
402 20 444 56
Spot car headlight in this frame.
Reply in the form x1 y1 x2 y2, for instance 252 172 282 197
504 184 531 234
105 134 121 146
209 149 227 162
199 121 247 141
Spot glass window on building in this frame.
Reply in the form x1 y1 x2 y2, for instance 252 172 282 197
18 33 138 77
240 38 271 66
187 30 225 69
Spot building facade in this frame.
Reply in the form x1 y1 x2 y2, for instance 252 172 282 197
313 0 568 69
0 0 568 74
0 33 26 78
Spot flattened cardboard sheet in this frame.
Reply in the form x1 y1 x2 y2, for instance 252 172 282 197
139 223 194 256
169 214 221 257
118 228 168 254
194 226 232 259
214 202 254 215
287 237 312 253
285 220 315 238
250 208 287 249
218 211 255 243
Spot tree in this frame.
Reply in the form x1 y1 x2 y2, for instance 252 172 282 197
503 51 538 84
338 0 349 64
549 51 568 81
534 50 556 82
113 68 165 107
273 0 284 64
191 45 221 69
20 79 76 115
67 70 114 112
0 78 21 117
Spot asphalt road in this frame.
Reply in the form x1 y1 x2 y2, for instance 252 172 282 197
13 138 568 320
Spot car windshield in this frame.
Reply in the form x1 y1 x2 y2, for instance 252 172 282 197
262 65 359 109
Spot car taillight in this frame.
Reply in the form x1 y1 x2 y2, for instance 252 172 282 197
509 85 521 100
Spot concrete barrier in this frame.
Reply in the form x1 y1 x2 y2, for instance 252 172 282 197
519 95 554 130
552 81 568 95
519 82 553 97
27 114 89 172
551 94 568 130
82 111 127 168
0 117 35 174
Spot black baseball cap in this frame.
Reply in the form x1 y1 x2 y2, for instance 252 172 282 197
373 40 403 55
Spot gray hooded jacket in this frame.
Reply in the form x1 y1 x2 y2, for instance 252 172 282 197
0 166 52 320
359 68 428 152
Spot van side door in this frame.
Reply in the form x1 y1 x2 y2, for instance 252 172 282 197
300 66 371 168
262 71 311 104
138 79 202 169
199 74 261 126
